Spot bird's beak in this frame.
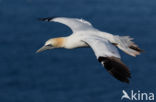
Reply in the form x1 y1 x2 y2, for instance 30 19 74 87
36 45 54 53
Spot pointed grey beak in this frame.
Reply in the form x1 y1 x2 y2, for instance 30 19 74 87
36 45 54 53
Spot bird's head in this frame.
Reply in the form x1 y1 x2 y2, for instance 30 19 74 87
36 37 65 53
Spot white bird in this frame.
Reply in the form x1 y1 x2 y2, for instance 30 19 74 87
36 17 143 83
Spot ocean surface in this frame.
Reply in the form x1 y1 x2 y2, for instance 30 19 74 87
0 0 156 102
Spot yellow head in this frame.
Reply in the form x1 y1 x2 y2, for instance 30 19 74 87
36 37 65 53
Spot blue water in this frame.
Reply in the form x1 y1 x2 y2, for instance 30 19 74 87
0 0 156 102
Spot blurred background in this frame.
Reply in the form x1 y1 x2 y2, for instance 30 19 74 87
0 0 156 102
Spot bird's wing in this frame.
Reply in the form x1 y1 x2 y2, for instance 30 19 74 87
39 17 94 33
82 36 131 83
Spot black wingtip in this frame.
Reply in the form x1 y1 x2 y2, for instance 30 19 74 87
38 17 56 22
98 56 131 84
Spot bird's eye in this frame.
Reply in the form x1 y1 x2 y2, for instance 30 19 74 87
46 44 53 47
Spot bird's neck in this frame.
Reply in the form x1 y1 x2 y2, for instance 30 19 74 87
53 37 67 48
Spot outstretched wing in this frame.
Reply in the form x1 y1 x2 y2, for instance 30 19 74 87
39 17 94 33
82 36 131 83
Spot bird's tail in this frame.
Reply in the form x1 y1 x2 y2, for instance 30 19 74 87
113 36 143 57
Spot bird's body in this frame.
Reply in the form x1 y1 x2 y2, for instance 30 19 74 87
37 17 143 83
56 31 114 49
64 34 88 49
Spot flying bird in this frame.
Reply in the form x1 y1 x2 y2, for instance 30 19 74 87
36 17 143 83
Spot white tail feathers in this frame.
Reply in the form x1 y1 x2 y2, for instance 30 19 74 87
114 36 143 57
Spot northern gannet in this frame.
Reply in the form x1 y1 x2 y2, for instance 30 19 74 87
36 17 143 83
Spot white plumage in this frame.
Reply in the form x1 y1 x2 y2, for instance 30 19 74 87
82 36 121 58
37 17 143 83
